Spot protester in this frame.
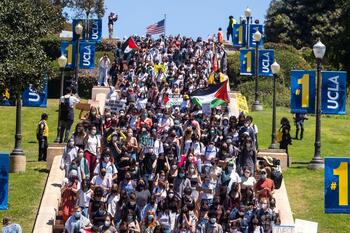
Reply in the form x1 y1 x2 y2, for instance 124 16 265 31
98 53 111 87
36 113 48 162
226 16 237 41
108 12 118 39
293 113 307 140
54 34 283 233
59 87 80 143
2 217 22 233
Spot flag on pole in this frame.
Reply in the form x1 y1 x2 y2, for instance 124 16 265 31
121 37 139 53
146 19 165 35
190 80 230 108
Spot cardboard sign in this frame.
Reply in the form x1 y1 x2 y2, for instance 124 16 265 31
202 103 211 116
236 93 249 113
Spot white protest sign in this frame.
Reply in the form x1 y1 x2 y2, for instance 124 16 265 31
295 219 318 233
272 225 295 233
166 94 183 108
105 99 125 113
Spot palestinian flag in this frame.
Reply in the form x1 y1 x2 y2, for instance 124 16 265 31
190 80 230 108
122 37 139 53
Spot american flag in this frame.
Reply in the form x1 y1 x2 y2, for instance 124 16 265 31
146 19 165 35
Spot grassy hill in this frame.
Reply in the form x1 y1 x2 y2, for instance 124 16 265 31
0 100 350 232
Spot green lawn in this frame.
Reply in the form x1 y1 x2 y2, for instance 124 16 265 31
0 100 350 232
0 99 68 232
249 107 350 233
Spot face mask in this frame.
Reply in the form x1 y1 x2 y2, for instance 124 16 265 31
104 157 110 163
169 193 174 198
105 220 111 227
75 211 81 219
261 174 267 179
78 153 84 158
209 218 216 224
91 111 97 116
68 141 74 147
112 136 118 142
172 165 177 170
261 203 268 210
127 133 133 137
148 215 154 221
106 117 112 122
244 172 250 178
101 172 106 177
91 129 97 135
228 166 233 173
179 173 185 178
130 201 136 205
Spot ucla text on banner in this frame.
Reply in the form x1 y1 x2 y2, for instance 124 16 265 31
290 70 316 114
22 81 48 108
88 19 102 42
79 42 96 69
232 24 246 48
60 41 76 69
325 157 350 213
239 49 274 77
249 24 263 48
321 71 347 115
0 153 9 210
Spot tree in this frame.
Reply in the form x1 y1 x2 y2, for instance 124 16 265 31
0 0 64 171
265 0 350 74
68 0 105 19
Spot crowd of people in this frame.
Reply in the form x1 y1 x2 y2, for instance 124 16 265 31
59 34 283 233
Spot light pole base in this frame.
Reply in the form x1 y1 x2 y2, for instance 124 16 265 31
308 157 324 170
252 102 263 111
268 143 279 149
9 154 26 173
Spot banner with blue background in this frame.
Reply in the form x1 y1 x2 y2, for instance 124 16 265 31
290 70 316 113
60 41 76 69
325 157 350 213
321 71 347 115
0 153 9 210
79 42 96 69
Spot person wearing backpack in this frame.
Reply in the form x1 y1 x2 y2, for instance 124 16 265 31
37 113 49 161
59 87 80 143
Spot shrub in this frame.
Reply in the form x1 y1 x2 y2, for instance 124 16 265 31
239 78 291 108
96 38 119 52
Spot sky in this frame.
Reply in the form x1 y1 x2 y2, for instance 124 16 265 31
68 0 272 39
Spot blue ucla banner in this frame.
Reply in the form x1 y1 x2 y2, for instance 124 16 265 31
240 49 274 76
22 80 48 108
325 157 350 213
60 41 76 69
249 24 263 48
232 24 246 48
258 49 274 77
88 19 102 42
79 42 96 69
321 71 347 115
0 153 9 210
290 70 316 113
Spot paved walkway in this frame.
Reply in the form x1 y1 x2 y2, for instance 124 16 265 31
33 155 64 233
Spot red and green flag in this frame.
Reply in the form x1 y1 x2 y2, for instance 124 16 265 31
190 80 229 108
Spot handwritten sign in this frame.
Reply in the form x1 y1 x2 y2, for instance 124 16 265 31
105 100 125 113
272 225 295 233
166 94 183 108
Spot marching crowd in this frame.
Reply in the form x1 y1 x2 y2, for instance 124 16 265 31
58 34 283 233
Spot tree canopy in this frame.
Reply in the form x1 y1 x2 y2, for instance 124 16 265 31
67 0 105 19
265 0 350 72
0 0 64 95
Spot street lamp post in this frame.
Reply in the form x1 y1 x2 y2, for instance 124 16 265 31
74 23 83 94
251 30 263 111
309 40 326 169
269 61 280 149
244 7 251 49
54 55 68 143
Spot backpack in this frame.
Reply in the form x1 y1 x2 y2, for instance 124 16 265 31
271 168 283 189
60 97 73 121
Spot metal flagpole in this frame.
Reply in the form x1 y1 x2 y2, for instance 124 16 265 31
164 14 166 36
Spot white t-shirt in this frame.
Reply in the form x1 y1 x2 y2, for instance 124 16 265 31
227 172 242 194
107 194 120 217
240 176 257 189
78 189 92 208
94 162 118 176
204 145 218 162
91 174 112 191
85 135 100 156
60 95 80 108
